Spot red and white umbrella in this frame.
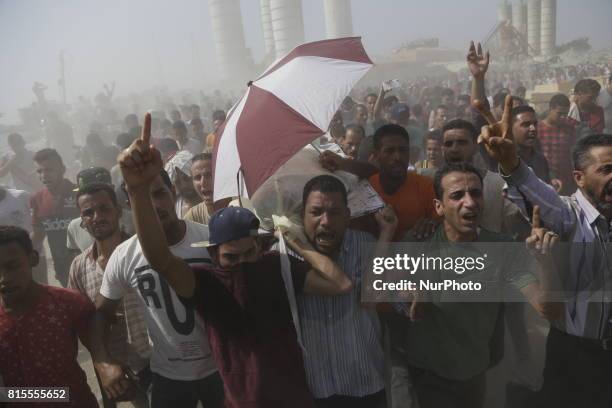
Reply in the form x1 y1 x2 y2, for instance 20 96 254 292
212 37 373 201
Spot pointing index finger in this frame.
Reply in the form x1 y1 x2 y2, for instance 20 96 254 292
501 94 513 137
140 112 152 146
532 205 541 229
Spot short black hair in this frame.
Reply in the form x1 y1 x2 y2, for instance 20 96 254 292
434 163 483 199
76 183 118 208
158 138 179 154
574 79 601 95
33 148 64 166
212 110 226 121
425 129 443 144
0 225 33 254
442 119 478 142
549 94 571 110
373 124 410 150
511 105 536 121
572 134 612 171
115 132 136 149
192 152 213 163
172 120 187 132
302 175 347 209
344 124 365 139
441 88 455 98
190 118 203 127
7 132 24 145
493 92 509 108
365 93 377 100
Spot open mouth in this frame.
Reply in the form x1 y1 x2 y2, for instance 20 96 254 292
461 213 478 223
315 231 336 246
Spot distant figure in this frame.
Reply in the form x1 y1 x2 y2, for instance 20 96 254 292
0 133 40 192
172 120 203 155
43 111 75 165
205 110 227 150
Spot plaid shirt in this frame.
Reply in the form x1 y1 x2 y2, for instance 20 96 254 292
69 244 151 371
537 120 576 185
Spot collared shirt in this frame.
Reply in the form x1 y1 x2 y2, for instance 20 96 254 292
537 120 575 186
503 160 612 339
296 230 385 398
69 245 150 371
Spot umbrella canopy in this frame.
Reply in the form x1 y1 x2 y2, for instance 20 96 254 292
213 37 373 201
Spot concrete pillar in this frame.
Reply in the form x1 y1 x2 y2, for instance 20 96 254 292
260 0 276 60
323 0 353 39
540 0 557 56
527 0 541 55
269 0 305 57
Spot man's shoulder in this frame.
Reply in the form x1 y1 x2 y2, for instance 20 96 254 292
477 228 514 243
42 284 91 306
407 171 434 187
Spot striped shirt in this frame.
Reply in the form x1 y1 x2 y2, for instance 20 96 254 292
294 229 384 398
503 160 612 340
68 244 151 371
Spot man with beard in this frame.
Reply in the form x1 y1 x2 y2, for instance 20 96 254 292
184 153 214 225
117 113 355 407
512 106 551 184
478 94 612 407
91 168 224 408
294 175 396 407
68 182 150 407
30 148 80 286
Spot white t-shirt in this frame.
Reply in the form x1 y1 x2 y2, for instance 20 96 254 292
100 220 217 381
0 188 31 232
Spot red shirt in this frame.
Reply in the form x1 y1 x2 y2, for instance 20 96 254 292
0 285 97 407
568 105 605 134
30 180 79 281
537 119 576 190
192 252 314 408
369 171 438 240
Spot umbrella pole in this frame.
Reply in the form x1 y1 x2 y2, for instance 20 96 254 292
310 142 322 154
236 168 245 208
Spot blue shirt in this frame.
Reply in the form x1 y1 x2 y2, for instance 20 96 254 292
295 229 385 398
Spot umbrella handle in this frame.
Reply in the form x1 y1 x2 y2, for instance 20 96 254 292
236 167 245 207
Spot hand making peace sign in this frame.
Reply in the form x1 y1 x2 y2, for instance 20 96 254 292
474 94 520 174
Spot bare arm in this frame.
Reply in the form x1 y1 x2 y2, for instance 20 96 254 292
372 84 386 121
119 113 195 298
283 233 352 295
319 150 378 179
89 295 134 400
467 41 489 107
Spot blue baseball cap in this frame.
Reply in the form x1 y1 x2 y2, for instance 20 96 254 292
192 206 262 248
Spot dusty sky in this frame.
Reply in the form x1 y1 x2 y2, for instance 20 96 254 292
1 0 610 123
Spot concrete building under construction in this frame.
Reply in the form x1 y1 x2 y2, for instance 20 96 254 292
496 0 558 57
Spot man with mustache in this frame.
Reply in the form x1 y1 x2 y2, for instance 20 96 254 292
391 162 561 408
296 175 397 407
512 106 551 184
184 153 214 225
91 168 224 408
479 92 612 407
68 180 150 407
30 148 80 286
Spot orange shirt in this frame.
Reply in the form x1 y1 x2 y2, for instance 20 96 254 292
206 132 216 150
369 171 438 240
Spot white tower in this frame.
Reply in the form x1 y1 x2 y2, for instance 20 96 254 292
323 0 353 39
512 0 527 36
208 0 252 81
260 0 276 61
497 0 512 23
527 0 542 55
269 0 305 58
540 0 557 56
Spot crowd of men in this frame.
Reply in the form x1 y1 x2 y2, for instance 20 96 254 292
1 41 612 408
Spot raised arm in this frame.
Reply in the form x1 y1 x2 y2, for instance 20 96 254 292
282 231 352 295
372 83 387 121
118 113 195 298
521 206 564 321
467 41 489 107
319 150 378 179
476 94 575 235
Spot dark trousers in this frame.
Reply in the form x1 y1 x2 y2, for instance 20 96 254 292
314 390 386 408
150 372 225 408
531 326 612 408
408 367 486 408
